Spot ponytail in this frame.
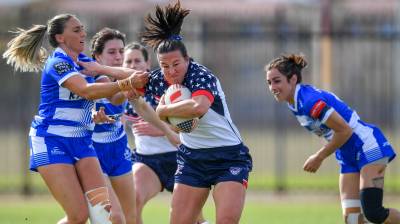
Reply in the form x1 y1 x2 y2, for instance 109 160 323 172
3 25 48 72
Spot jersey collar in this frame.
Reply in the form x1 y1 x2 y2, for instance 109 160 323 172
287 84 301 112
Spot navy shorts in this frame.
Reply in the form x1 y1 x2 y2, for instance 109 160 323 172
94 135 133 177
175 143 253 188
336 121 396 173
132 151 177 192
29 135 97 172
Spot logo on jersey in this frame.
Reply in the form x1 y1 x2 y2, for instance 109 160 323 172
69 92 82 100
124 148 132 161
229 167 242 175
50 146 65 155
175 164 184 175
54 61 73 75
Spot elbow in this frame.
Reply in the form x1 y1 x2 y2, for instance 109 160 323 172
192 104 208 117
344 126 353 140
79 90 97 101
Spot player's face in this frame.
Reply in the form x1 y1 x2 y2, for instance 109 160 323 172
123 49 150 71
96 39 124 67
266 68 297 103
58 17 86 54
158 50 189 84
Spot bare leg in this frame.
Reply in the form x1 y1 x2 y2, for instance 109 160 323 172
213 181 246 224
360 164 400 224
132 163 162 224
39 164 89 224
105 177 126 224
110 172 136 224
170 183 209 224
339 172 367 223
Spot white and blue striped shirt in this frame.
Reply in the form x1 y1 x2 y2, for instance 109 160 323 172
29 48 95 138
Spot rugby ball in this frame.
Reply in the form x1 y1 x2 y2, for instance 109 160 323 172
164 84 199 133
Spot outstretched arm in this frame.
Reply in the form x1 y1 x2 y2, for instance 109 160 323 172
127 91 180 146
78 60 148 80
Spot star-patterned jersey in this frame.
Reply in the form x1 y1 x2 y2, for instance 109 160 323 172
92 78 126 143
145 59 242 149
29 48 95 138
124 93 178 155
289 84 360 141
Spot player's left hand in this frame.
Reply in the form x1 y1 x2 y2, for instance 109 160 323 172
92 107 115 124
303 153 324 173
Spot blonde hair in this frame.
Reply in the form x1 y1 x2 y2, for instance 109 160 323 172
2 14 75 73
3 25 48 72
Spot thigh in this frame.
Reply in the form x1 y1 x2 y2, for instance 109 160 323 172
110 172 136 218
75 157 107 192
339 172 360 200
170 183 209 224
133 162 162 204
360 163 386 189
213 181 246 224
38 164 88 218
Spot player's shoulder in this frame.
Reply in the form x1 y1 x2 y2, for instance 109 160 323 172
298 84 324 100
77 53 93 63
186 60 216 81
46 49 73 70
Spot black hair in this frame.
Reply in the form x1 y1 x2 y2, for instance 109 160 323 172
141 0 190 57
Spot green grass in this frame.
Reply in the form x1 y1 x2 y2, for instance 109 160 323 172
0 194 343 224
1 193 400 224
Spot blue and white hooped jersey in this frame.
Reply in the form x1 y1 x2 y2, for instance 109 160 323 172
145 59 242 149
289 84 360 141
125 94 178 155
92 96 126 143
29 48 95 138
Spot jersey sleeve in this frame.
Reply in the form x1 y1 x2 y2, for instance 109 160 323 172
187 73 217 103
47 57 80 86
304 96 334 124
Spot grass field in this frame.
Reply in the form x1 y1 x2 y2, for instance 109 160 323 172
1 192 399 224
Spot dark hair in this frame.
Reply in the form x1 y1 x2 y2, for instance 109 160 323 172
125 42 149 62
3 13 76 72
141 0 190 57
266 53 308 83
90 27 126 59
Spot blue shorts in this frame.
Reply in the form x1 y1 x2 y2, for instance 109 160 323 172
93 135 132 177
335 121 396 173
29 135 97 172
175 143 253 188
132 151 177 192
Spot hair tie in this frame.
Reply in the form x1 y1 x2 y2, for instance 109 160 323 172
169 34 183 41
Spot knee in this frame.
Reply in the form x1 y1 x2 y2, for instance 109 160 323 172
135 192 146 210
360 188 390 223
216 216 239 224
109 212 125 224
124 211 137 224
67 211 89 224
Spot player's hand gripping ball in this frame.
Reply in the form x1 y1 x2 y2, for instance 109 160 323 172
164 84 199 133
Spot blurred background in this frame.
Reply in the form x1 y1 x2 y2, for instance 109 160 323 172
0 0 400 220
